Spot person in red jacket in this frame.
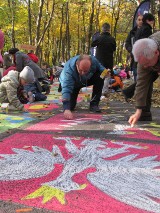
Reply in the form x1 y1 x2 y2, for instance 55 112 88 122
27 50 39 63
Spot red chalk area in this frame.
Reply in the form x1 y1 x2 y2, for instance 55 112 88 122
0 133 152 213
26 113 102 131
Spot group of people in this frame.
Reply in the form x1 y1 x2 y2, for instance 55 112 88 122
123 13 155 101
0 45 52 110
0 12 159 127
59 15 159 127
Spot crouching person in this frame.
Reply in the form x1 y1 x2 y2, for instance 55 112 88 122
109 71 123 92
23 79 47 103
0 66 34 111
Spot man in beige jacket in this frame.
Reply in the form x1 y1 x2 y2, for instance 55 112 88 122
129 31 160 127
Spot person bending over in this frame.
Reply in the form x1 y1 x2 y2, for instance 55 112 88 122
128 31 160 127
59 54 109 119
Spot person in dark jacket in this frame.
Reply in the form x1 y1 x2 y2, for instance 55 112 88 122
8 48 44 79
125 15 143 81
123 13 155 102
91 22 116 69
91 22 116 96
135 13 155 41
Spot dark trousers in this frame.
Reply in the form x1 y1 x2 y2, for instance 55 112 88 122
123 72 158 112
70 72 104 110
143 72 159 112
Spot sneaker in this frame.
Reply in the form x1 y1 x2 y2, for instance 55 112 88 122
45 87 50 95
28 91 35 103
89 105 101 113
100 96 106 100
138 112 152 121
116 88 122 92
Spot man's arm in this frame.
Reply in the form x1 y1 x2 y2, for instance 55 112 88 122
112 38 116 52
15 54 23 72
60 66 75 119
91 39 99 47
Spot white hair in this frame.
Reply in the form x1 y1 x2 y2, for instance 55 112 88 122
132 38 158 62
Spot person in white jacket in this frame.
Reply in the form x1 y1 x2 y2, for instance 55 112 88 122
0 66 35 111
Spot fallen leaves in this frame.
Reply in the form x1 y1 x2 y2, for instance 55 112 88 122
16 208 32 212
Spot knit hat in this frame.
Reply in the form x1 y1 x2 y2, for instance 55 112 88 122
19 66 35 83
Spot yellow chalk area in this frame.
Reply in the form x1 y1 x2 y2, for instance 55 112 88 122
148 130 160 137
23 184 87 204
22 185 66 204
29 105 44 110
10 117 24 120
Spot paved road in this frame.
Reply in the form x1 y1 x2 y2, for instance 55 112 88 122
0 85 160 213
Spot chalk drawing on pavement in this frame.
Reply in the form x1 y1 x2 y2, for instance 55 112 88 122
1 136 160 212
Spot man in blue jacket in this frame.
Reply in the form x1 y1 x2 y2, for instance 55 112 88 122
59 54 108 119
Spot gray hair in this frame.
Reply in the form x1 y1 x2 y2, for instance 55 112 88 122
132 38 158 62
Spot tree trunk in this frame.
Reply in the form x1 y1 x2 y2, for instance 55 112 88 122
28 0 32 45
58 4 65 63
65 2 70 60
35 0 55 57
87 0 94 54
8 0 16 47
95 0 100 31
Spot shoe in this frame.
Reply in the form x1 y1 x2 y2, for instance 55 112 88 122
28 91 35 103
90 105 101 113
100 96 106 100
138 112 152 121
45 87 50 95
116 88 122 92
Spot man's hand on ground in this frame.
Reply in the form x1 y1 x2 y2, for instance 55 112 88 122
64 110 74 120
128 109 142 127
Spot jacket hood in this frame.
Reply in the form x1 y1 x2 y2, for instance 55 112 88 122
1 70 20 86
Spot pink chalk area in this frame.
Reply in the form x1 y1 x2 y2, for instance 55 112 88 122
0 133 153 213
26 113 103 131
123 128 160 141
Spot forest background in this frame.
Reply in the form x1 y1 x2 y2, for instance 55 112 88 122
0 0 160 66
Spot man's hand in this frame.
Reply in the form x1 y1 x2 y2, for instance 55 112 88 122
128 109 142 127
64 109 74 120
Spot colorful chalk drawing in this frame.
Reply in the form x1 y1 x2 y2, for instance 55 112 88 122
24 103 59 111
26 113 104 131
0 134 160 213
0 114 34 134
145 122 160 137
